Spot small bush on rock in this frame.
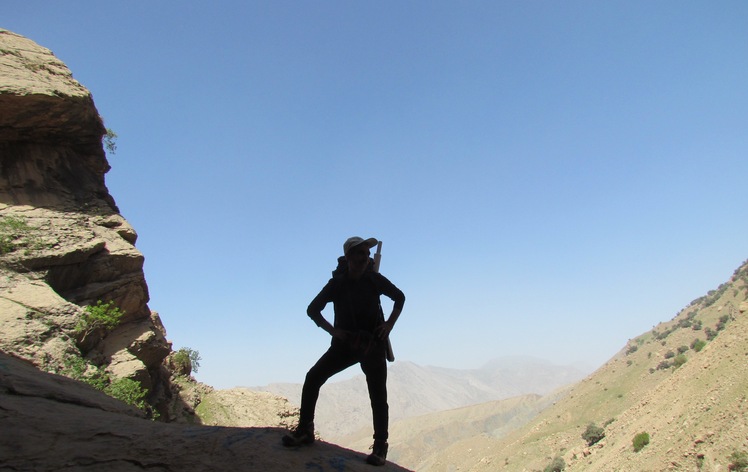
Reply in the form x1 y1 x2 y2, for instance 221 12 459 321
106 378 147 411
172 347 201 375
54 354 153 417
75 300 124 336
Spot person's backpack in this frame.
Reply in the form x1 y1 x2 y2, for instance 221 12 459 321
330 256 395 362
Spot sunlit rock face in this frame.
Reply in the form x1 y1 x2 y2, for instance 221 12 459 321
0 28 174 417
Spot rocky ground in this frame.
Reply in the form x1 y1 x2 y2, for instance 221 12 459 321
0 351 412 471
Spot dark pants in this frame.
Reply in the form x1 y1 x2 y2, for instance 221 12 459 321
299 340 389 441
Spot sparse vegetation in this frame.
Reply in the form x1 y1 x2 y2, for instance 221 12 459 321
0 215 44 254
582 423 605 446
543 456 566 472
75 300 124 337
705 327 717 341
691 338 706 352
729 450 748 471
58 354 108 391
633 432 650 452
54 353 152 416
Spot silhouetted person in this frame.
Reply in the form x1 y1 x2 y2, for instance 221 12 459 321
282 236 405 466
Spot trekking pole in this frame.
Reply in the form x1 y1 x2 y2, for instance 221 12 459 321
372 241 395 362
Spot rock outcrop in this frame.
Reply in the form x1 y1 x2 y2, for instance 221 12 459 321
0 351 411 471
0 28 185 420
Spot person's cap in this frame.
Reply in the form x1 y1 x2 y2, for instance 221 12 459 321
343 236 378 255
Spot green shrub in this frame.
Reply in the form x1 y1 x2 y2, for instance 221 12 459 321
59 355 108 391
75 300 124 336
173 347 201 374
672 354 687 368
664 350 675 359
105 378 147 411
633 432 650 452
52 353 154 418
729 450 748 471
582 423 605 446
705 327 717 341
691 338 706 352
656 360 671 370
543 456 566 472
626 344 638 355
677 345 689 354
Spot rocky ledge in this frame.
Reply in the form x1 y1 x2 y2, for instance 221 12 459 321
0 351 411 471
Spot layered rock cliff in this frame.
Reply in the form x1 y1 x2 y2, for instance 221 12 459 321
0 28 189 420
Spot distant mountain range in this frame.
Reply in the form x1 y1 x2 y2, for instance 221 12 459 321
353 259 748 471
254 355 589 440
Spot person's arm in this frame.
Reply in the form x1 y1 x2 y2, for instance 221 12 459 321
307 280 349 341
374 274 405 340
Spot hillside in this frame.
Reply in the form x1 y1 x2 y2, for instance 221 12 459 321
418 259 748 471
257 357 587 440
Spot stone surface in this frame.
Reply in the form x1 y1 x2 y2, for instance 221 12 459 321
0 351 412 472
0 29 103 145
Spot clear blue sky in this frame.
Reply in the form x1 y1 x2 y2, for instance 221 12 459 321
4 2 747 388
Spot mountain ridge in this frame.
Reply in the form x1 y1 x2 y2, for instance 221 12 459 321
254 356 589 440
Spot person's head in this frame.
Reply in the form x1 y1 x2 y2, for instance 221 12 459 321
343 236 378 278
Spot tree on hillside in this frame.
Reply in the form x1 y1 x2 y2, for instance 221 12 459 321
582 423 605 446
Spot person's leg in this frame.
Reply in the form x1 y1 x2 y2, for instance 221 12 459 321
360 350 388 442
361 349 389 465
284 346 356 447
299 345 357 428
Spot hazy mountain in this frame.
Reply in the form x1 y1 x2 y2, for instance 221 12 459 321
255 356 589 440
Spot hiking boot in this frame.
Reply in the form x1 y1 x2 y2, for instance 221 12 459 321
366 440 388 466
281 423 315 447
